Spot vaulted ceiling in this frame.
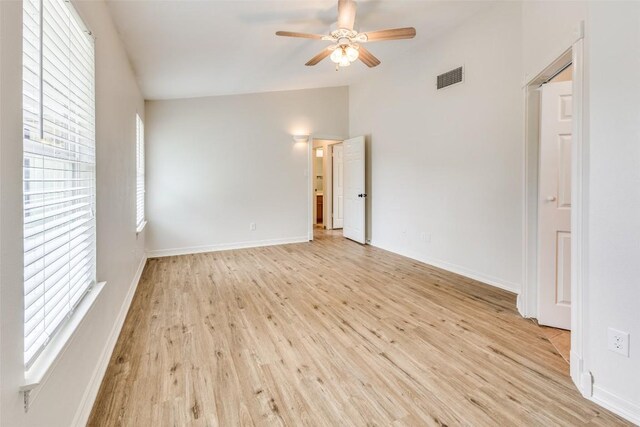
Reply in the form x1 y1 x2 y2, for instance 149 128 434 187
106 1 493 100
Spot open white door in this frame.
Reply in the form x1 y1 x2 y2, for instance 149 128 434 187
332 144 344 229
538 81 572 329
343 136 366 244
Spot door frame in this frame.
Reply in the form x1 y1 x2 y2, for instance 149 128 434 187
307 136 345 241
520 30 590 396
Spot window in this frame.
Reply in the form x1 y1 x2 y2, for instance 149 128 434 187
136 114 145 231
23 0 96 368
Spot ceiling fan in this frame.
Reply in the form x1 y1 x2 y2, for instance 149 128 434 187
276 0 416 69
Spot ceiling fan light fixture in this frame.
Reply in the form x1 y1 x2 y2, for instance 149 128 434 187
346 45 359 61
339 55 351 67
331 45 358 67
330 48 343 64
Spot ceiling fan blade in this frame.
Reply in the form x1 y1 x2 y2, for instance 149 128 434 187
305 48 332 66
337 0 357 30
276 31 325 39
358 46 381 68
363 27 416 42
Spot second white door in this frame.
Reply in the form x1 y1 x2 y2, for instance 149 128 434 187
538 80 572 330
343 136 365 244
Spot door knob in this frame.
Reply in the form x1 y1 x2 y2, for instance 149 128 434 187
545 196 556 202
358 193 367 198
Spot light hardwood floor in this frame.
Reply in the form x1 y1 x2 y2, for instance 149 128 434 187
536 322 571 364
89 229 629 426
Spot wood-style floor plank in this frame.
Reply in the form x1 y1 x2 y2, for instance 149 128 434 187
88 230 630 426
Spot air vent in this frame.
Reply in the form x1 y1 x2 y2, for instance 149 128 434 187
437 66 463 90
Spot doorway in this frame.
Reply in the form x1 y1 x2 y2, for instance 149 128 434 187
309 138 344 238
308 136 366 244
313 146 325 227
536 65 573 362
522 38 588 394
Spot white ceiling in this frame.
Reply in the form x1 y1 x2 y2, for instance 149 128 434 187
106 0 493 100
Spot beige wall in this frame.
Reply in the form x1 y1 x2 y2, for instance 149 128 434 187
349 2 524 292
585 1 640 418
145 87 349 256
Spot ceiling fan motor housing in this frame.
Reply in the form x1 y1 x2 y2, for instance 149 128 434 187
331 28 367 46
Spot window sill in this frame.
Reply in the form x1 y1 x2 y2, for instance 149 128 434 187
21 281 106 395
136 220 147 234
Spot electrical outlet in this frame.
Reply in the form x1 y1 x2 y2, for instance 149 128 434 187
250 222 256 231
420 232 431 243
607 328 630 357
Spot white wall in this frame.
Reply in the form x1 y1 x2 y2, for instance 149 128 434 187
349 3 524 293
521 1 586 81
585 1 640 419
0 0 146 425
144 87 348 256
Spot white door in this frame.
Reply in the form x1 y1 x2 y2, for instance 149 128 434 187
538 80 572 330
332 144 344 229
343 136 366 244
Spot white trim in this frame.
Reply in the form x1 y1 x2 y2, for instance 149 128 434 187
370 241 520 294
146 236 309 258
591 386 640 426
519 77 537 318
570 352 591 397
70 255 147 427
569 38 588 394
22 282 107 395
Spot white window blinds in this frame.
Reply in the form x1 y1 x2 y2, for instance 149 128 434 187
136 114 145 230
23 0 96 368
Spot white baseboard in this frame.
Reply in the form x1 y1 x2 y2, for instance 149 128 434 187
71 255 148 427
591 385 640 426
146 236 309 258
370 240 521 294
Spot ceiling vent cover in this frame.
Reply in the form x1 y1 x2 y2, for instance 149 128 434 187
437 66 463 90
